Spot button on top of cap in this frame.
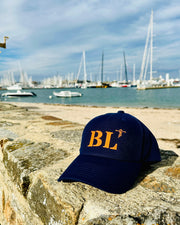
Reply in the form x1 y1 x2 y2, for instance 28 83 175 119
118 110 124 114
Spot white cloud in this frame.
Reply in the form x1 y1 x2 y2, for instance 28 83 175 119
0 0 179 80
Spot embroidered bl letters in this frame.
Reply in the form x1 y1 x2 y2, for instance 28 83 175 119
88 129 126 150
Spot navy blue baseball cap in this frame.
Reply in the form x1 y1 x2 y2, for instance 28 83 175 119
58 111 161 194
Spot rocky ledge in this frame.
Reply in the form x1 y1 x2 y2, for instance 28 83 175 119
0 103 179 225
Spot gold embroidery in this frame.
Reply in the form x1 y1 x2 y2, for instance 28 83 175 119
115 129 126 138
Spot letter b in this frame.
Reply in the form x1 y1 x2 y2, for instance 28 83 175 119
88 130 103 147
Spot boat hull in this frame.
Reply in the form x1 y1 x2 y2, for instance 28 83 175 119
1 91 36 97
53 91 82 98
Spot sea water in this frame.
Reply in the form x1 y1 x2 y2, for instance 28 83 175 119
0 87 180 108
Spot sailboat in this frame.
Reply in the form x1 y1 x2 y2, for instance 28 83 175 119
119 52 130 87
81 51 88 89
137 10 158 90
131 64 137 87
95 51 111 88
7 83 22 90
76 51 88 89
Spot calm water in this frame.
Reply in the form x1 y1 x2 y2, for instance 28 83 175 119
0 87 180 108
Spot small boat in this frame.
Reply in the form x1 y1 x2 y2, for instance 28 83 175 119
121 84 131 88
53 91 82 98
6 84 22 90
1 90 37 97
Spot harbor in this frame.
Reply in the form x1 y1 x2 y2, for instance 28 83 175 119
1 10 180 96
0 86 180 109
1 12 180 92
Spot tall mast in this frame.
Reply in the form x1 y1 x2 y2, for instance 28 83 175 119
150 10 153 80
123 51 128 83
120 64 122 81
133 64 135 82
101 51 104 83
83 50 87 84
76 51 87 84
139 11 153 82
76 53 83 81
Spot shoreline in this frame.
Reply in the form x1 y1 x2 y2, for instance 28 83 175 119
5 100 180 110
44 102 180 110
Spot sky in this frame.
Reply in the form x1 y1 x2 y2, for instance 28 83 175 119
0 0 180 82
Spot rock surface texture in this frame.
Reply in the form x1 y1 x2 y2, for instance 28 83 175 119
0 103 179 225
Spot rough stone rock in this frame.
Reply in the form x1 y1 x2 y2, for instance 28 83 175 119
0 150 43 224
2 139 69 197
25 150 180 225
0 128 18 140
0 104 18 111
1 139 180 225
51 129 83 143
0 103 180 225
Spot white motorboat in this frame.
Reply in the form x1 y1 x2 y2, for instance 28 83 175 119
53 91 82 98
1 90 37 97
6 84 22 90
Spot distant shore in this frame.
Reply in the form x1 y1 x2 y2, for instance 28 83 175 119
6 101 180 156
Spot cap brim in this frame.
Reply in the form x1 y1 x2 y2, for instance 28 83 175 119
58 155 142 194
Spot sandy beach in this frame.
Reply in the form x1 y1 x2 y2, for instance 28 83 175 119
8 102 180 156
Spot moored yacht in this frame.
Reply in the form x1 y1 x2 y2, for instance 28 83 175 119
53 90 82 97
1 90 36 97
6 84 22 90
